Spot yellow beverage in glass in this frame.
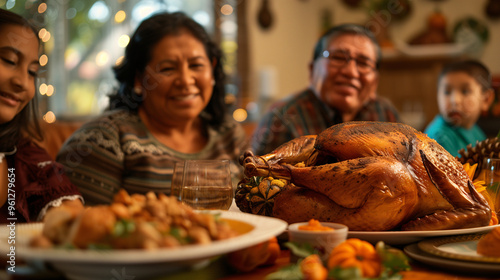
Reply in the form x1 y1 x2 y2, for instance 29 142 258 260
480 158 500 215
180 160 234 210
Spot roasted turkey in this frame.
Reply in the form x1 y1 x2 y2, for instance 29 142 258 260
241 121 492 231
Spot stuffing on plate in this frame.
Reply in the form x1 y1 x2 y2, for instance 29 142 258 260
30 189 239 250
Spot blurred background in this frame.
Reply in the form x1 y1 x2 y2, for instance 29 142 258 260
2 0 499 135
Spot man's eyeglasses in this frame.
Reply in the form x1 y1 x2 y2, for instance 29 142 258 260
322 50 376 74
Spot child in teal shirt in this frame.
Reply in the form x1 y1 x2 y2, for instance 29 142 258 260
425 60 494 157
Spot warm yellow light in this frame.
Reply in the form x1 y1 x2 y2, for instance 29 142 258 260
232 108 248 122
39 54 48 66
43 111 56 123
42 31 51 43
96 51 109 67
222 40 238 53
38 28 51 43
118 34 130 48
225 94 235 105
79 61 98 80
115 10 126 23
46 85 55 96
220 4 233 16
39 83 47 95
115 56 124 66
38 28 46 39
65 48 81 69
38 3 47 13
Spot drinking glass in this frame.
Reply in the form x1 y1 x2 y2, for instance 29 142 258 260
480 158 500 214
180 160 233 210
170 161 185 201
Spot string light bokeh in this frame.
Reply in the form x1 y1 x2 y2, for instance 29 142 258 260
1 0 247 123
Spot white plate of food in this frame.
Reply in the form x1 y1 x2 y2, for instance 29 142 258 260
0 211 287 280
404 242 500 276
348 224 500 245
417 234 500 263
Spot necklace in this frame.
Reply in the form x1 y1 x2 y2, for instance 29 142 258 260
0 146 17 156
0 146 17 163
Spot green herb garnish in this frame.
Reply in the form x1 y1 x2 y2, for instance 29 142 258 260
113 219 136 237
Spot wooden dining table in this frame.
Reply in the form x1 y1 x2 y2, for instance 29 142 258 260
217 249 499 280
209 208 500 280
3 244 499 280
145 246 500 280
3 203 499 280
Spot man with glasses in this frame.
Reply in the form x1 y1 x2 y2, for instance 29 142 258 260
251 24 402 156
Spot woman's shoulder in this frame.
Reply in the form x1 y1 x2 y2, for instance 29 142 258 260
15 138 53 165
208 115 247 143
205 115 249 159
214 115 245 135
69 110 142 138
58 110 142 153
81 109 139 127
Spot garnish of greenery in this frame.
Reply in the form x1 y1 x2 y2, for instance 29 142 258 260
170 226 192 245
113 219 136 237
265 263 303 280
213 212 223 222
196 211 223 223
329 267 366 280
284 241 316 258
375 241 411 275
268 241 410 280
265 242 320 279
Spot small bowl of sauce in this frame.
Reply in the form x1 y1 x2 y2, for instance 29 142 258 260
288 219 348 262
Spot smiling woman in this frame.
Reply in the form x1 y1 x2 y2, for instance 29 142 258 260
0 8 83 223
134 30 216 153
0 22 40 148
56 12 249 206
1 0 239 121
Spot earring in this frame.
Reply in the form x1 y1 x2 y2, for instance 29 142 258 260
133 87 142 96
211 80 216 86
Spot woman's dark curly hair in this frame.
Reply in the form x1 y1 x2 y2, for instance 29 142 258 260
110 12 226 127
0 9 42 152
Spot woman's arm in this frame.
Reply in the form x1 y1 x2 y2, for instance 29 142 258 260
56 116 124 205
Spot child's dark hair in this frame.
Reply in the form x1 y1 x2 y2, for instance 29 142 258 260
439 60 492 91
0 8 42 152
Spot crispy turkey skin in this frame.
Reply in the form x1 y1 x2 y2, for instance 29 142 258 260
241 121 491 231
